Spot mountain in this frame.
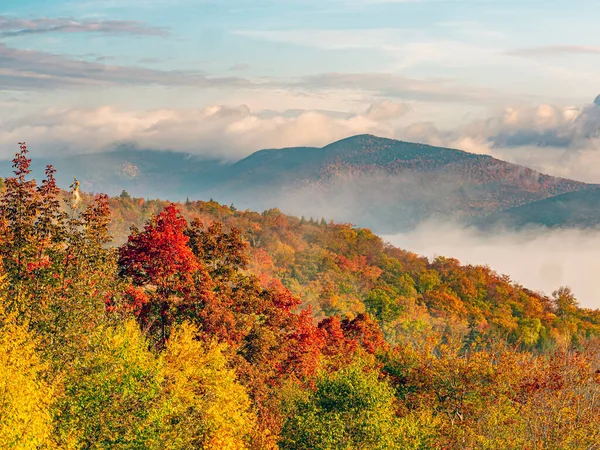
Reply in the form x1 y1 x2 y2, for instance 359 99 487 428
19 148 226 200
478 186 600 229
200 135 589 231
2 135 592 232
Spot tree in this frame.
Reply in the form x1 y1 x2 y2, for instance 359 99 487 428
0 143 41 295
285 307 326 380
0 308 54 449
364 287 403 331
118 204 207 344
55 321 163 449
185 219 249 283
280 359 399 449
552 287 578 317
0 145 117 365
157 323 257 449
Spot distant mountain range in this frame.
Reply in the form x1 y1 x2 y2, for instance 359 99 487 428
4 134 598 232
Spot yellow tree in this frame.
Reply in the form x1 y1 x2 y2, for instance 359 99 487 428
0 308 54 449
157 323 257 450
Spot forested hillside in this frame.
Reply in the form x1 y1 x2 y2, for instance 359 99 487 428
480 186 600 229
2 146 600 449
107 191 600 351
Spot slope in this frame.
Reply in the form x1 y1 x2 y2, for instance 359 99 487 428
479 186 600 229
104 193 600 351
202 134 589 231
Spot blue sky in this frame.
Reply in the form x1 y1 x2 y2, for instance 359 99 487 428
2 0 600 181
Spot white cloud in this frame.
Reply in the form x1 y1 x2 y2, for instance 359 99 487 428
0 103 396 160
395 98 600 183
364 100 411 121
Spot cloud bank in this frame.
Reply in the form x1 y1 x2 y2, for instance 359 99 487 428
0 104 397 160
2 94 600 183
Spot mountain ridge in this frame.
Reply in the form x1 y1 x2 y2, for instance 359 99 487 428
199 134 590 230
2 134 595 231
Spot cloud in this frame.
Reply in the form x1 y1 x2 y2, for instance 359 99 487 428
0 34 498 107
394 97 600 182
236 28 503 72
0 43 248 90
505 46 600 58
0 103 396 160
364 100 410 121
297 73 501 104
0 16 168 37
4 87 600 183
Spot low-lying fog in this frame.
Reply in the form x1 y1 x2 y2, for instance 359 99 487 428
383 223 600 309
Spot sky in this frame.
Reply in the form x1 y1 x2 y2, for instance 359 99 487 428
2 0 600 180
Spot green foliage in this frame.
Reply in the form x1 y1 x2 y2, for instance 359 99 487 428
55 320 163 449
364 287 403 331
280 359 399 450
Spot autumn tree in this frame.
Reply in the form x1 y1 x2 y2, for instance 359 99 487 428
54 321 163 449
0 306 54 449
552 286 579 317
364 287 404 333
0 144 118 366
185 219 249 282
157 323 257 449
0 144 43 308
118 204 208 344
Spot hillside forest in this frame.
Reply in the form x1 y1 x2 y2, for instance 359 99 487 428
2 144 600 449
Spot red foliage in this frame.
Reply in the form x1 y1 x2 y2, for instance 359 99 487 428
341 313 389 354
264 278 301 312
319 316 355 356
193 273 240 344
286 307 326 379
318 313 389 358
123 285 150 316
119 204 199 290
118 204 210 342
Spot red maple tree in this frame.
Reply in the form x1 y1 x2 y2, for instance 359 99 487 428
118 204 208 343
